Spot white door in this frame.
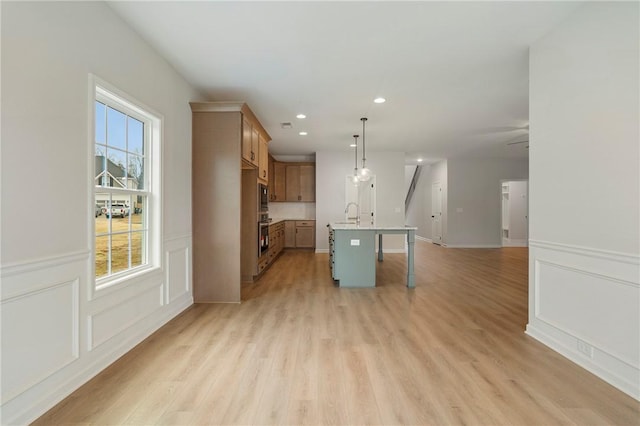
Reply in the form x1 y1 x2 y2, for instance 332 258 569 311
502 180 528 246
345 176 376 226
431 182 442 245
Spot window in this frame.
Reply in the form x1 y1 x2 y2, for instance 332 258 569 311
93 82 160 287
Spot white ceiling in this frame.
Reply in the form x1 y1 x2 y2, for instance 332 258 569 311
108 1 582 163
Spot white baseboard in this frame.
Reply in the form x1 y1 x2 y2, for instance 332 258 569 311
415 236 432 243
526 323 639 400
527 240 639 401
377 249 407 254
502 238 528 247
444 244 502 248
315 248 329 254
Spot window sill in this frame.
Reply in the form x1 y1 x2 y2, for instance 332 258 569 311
92 264 162 300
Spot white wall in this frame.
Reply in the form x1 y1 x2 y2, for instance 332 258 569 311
0 2 200 423
316 151 406 252
527 2 639 399
406 158 527 246
446 158 528 247
268 202 316 221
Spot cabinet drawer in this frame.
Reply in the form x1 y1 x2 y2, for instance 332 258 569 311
257 256 269 273
296 220 314 227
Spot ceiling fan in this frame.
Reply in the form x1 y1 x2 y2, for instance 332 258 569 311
472 124 529 135
507 140 529 148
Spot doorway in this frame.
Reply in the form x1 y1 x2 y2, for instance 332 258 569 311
431 182 442 245
501 180 528 247
345 176 376 226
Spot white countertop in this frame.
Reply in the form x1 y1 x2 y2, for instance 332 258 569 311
330 222 417 231
269 218 315 224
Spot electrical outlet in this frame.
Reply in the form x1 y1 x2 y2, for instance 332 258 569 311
577 339 594 358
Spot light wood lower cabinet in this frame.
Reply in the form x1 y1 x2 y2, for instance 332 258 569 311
295 221 315 248
284 220 315 248
284 221 296 248
253 221 285 279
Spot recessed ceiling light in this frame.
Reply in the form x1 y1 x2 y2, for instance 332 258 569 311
296 114 306 119
299 131 308 136
374 97 386 104
349 143 357 147
417 158 423 162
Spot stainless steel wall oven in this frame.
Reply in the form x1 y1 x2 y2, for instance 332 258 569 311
259 222 269 255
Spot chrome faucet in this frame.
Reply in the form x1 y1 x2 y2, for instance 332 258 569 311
345 202 360 226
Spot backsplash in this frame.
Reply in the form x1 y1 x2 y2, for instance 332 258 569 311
269 202 316 220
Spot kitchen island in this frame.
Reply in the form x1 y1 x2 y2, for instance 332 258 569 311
329 223 417 288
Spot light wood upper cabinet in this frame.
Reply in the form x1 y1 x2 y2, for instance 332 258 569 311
299 165 315 202
250 128 260 168
268 154 275 200
285 165 300 201
241 109 270 183
270 160 315 202
241 117 254 164
258 134 268 184
273 162 286 201
268 156 286 201
285 163 315 202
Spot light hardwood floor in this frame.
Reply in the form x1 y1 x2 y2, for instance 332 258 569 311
34 242 639 425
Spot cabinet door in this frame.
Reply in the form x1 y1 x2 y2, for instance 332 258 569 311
285 165 301 201
295 226 315 248
251 128 259 167
273 162 287 201
299 165 315 202
268 155 275 200
284 221 296 247
258 134 268 183
278 225 285 252
242 117 253 164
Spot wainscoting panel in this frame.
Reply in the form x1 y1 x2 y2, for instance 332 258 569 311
527 240 640 400
1 235 193 425
1 279 79 405
89 283 164 350
165 235 191 304
0 251 87 407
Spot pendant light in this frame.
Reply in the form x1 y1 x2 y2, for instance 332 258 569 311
352 134 360 186
359 117 372 181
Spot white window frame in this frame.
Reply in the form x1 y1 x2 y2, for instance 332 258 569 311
90 76 162 293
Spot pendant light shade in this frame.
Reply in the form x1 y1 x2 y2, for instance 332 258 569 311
352 134 360 186
359 117 372 181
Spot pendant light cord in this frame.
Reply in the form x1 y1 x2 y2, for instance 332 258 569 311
361 117 368 169
353 135 359 174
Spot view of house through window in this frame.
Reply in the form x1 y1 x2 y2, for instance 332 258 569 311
94 88 152 280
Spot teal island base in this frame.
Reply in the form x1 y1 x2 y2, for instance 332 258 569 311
329 224 416 288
